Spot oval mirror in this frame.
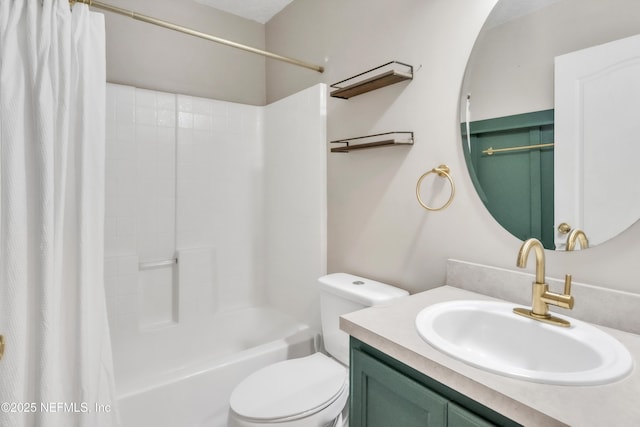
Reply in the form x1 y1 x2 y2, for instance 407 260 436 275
460 0 640 250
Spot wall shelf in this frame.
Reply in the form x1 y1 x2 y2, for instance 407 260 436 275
330 61 413 99
330 131 414 153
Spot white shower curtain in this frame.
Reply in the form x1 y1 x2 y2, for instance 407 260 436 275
0 2 118 427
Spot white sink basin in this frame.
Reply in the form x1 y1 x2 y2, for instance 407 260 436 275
415 300 633 385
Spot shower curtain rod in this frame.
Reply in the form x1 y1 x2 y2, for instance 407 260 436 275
69 0 324 73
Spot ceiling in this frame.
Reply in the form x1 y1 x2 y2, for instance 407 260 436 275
194 0 295 24
194 0 564 27
485 0 565 28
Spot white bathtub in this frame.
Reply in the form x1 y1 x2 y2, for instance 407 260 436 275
116 307 316 427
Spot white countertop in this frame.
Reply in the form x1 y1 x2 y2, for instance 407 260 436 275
340 286 640 427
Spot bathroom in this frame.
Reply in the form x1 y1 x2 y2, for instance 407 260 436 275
1 0 640 426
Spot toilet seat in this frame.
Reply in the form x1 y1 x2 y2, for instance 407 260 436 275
229 353 347 423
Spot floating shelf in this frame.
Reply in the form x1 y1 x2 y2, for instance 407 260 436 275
330 61 413 99
330 131 414 153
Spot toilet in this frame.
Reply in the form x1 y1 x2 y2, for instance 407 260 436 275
227 273 409 427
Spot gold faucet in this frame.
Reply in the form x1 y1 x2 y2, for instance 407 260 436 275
513 238 575 327
566 229 589 251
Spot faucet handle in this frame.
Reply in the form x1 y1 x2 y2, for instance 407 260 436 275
564 274 572 295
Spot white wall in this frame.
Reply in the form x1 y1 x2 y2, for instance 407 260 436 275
265 0 640 296
264 84 327 332
100 0 640 330
103 0 266 105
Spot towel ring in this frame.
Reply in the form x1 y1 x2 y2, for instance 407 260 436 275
416 164 455 211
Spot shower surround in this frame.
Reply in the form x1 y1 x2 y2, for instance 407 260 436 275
103 83 327 426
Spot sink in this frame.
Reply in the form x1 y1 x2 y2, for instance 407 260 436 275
415 300 633 385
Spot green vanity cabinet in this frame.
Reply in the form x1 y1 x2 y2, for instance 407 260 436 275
350 338 521 427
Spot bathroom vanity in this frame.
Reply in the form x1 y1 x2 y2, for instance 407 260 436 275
341 283 640 426
350 338 518 426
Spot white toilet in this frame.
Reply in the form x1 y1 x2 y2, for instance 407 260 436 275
227 273 409 427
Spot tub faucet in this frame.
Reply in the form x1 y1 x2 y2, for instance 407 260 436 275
513 238 574 327
566 229 589 251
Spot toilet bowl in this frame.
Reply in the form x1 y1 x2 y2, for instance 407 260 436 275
227 273 408 427
228 353 348 427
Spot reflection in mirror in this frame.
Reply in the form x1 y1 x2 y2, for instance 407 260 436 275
566 228 589 251
460 0 640 250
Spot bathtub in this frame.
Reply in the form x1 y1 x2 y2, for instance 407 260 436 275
115 307 316 427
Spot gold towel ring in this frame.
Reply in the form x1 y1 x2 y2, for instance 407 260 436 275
416 164 455 211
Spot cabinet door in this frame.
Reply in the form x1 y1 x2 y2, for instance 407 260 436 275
449 402 495 427
351 348 448 427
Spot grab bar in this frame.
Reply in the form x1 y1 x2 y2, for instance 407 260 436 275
138 258 178 270
482 142 554 156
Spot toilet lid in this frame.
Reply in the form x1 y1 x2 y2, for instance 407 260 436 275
229 353 347 421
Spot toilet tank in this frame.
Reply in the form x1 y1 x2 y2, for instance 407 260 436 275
318 273 409 365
